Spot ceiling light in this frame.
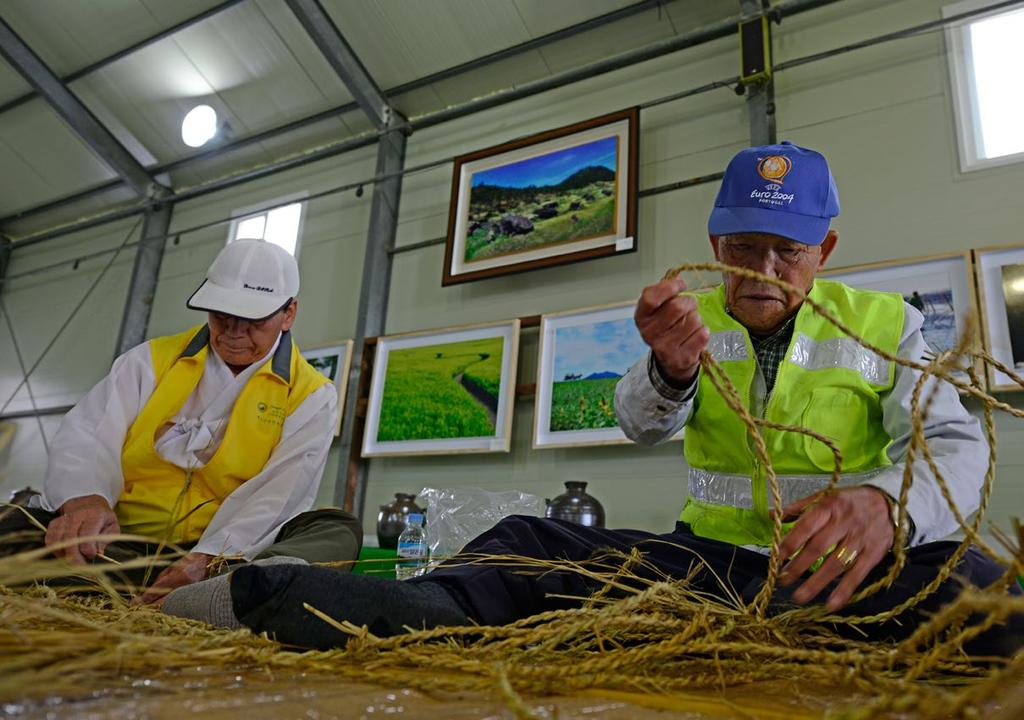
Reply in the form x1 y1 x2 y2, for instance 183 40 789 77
181 105 217 148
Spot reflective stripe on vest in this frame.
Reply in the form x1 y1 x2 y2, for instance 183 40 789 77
707 330 749 362
789 333 888 386
687 467 887 510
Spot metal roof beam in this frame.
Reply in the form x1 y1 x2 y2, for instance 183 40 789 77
284 0 396 130
0 17 164 198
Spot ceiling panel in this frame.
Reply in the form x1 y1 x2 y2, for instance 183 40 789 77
512 0 637 37
0 58 32 105
253 0 356 104
70 2 357 168
325 0 533 90
663 0 739 34
536 7 678 74
416 51 553 118
0 100 117 217
0 0 227 77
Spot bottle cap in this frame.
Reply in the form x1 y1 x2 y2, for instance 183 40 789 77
407 513 424 524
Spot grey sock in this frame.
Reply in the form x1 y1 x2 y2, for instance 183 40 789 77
161 556 307 629
231 565 470 649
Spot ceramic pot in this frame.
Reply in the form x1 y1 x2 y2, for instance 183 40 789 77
545 481 605 528
376 492 424 549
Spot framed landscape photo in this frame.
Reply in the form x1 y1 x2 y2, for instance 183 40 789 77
534 302 681 449
442 107 639 286
821 252 979 381
362 320 520 457
301 340 354 435
974 244 1024 392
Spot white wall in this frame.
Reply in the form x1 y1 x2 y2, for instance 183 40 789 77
2 0 1022 541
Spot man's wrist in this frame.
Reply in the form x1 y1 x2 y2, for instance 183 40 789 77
873 489 915 547
58 494 113 514
648 353 698 402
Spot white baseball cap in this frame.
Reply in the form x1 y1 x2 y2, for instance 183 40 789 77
187 239 299 320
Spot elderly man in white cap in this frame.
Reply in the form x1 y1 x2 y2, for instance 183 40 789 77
0 239 361 605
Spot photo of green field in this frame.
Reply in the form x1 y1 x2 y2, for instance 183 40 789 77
465 135 618 263
377 337 504 442
549 315 645 432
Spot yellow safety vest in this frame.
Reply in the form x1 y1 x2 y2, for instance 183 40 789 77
118 325 330 544
680 280 904 547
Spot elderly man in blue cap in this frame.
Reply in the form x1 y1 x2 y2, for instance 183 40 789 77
163 144 1020 656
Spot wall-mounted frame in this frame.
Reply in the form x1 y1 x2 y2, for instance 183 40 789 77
300 339 354 435
534 301 681 449
442 107 639 286
821 252 979 381
362 320 520 457
974 244 1024 392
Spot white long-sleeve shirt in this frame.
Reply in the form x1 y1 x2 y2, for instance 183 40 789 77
42 333 338 559
614 302 986 546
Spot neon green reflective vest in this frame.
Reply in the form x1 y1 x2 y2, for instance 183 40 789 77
680 279 904 548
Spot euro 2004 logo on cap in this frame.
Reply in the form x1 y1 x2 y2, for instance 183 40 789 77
757 155 792 184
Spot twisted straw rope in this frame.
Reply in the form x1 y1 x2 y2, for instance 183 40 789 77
667 261 1024 625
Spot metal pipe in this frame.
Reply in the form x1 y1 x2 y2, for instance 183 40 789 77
6 166 728 280
19 0 954 250
0 404 73 421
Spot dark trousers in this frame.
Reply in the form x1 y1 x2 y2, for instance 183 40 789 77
0 504 363 589
415 515 1023 655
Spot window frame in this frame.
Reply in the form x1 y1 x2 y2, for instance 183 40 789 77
944 0 1024 172
226 191 309 257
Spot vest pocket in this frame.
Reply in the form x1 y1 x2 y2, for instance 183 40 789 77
800 388 862 472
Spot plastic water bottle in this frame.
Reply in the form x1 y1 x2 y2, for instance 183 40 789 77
395 513 428 580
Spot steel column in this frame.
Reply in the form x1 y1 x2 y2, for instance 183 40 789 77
740 0 775 146
114 204 172 355
285 0 392 129
0 18 163 198
334 128 406 515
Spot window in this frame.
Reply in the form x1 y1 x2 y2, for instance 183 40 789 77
945 1 1024 171
228 193 307 256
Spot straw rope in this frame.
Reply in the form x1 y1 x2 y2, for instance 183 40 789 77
2 261 1024 719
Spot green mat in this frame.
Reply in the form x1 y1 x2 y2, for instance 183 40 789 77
352 546 399 577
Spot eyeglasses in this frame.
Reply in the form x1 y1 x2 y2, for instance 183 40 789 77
719 240 811 267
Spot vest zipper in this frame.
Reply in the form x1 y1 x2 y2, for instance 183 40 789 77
750 363 770 518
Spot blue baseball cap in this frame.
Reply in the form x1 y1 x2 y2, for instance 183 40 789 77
707 141 840 246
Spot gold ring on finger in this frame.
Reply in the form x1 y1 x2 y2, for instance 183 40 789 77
835 546 858 567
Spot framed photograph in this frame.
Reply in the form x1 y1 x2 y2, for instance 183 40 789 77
974 244 1024 391
821 252 979 381
534 302 682 449
362 320 520 457
301 340 354 435
442 107 639 286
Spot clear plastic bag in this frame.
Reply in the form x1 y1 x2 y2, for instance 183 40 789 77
419 486 545 560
